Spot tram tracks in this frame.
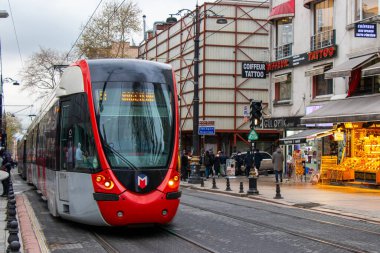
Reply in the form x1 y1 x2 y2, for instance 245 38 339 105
92 226 219 253
184 191 380 235
181 201 371 253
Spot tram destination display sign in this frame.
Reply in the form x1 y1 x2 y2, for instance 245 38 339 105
355 23 377 38
242 62 267 78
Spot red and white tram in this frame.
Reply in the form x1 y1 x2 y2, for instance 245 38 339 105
17 59 181 226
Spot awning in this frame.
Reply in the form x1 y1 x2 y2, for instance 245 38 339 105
273 74 288 83
268 0 295 21
362 62 380 77
301 94 380 124
279 129 332 145
305 63 332 77
324 54 376 79
303 0 318 9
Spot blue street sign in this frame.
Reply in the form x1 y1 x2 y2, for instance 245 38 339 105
198 126 215 135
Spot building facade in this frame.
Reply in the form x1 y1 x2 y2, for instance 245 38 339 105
268 0 380 184
139 1 275 155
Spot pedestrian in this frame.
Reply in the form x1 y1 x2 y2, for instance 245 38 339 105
244 150 253 177
253 149 262 173
219 151 227 176
180 150 189 181
1 150 13 197
235 151 243 176
204 150 213 179
214 151 221 177
272 147 284 183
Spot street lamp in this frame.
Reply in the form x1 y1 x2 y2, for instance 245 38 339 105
0 10 9 148
170 5 226 184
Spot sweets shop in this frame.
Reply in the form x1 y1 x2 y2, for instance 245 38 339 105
300 95 380 187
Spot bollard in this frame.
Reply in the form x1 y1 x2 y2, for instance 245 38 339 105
7 220 19 253
200 178 204 187
239 182 244 193
247 169 259 195
247 176 259 195
225 177 232 191
212 177 218 189
274 182 283 199
9 241 21 253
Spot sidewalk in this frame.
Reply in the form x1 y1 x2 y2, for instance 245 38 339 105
181 174 380 222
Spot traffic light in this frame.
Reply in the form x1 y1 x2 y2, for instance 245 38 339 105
249 100 262 129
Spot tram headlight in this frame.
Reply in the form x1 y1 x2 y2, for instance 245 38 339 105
168 179 175 187
104 180 114 189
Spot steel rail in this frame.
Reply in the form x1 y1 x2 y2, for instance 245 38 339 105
92 232 120 253
181 202 370 253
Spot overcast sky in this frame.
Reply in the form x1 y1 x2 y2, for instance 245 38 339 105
0 0 208 130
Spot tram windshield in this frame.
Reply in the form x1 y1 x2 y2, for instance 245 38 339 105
92 81 174 169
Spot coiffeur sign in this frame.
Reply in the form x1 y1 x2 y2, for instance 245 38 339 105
266 45 337 72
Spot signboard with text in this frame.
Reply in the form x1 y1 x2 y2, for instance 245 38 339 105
355 23 377 38
198 120 215 135
242 62 267 78
266 45 337 72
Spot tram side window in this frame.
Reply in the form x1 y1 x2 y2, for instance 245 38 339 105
60 94 100 173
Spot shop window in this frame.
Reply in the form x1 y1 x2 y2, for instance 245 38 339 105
352 75 380 96
313 71 333 97
355 0 379 21
274 73 292 102
275 18 293 59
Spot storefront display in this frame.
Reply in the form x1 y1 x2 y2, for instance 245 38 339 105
319 124 380 185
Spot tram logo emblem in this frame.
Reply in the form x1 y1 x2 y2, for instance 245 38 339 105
137 174 148 189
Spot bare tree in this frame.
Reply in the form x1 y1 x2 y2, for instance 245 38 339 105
76 0 141 59
20 47 68 99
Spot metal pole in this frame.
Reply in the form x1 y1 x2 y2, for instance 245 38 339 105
188 4 202 184
193 3 200 158
0 38 3 148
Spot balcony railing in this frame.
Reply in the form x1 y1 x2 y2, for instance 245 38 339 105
275 43 293 60
310 29 336 51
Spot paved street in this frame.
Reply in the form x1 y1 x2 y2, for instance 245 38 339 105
6 173 380 253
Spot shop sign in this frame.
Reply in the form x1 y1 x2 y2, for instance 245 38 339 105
344 122 362 129
355 23 377 38
262 117 301 129
198 120 215 135
267 45 337 72
242 62 267 78
334 131 344 141
280 138 306 145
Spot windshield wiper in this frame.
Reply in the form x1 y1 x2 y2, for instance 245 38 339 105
104 144 139 171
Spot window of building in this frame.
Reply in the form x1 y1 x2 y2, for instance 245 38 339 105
275 73 292 102
313 67 333 97
276 18 293 59
355 0 379 21
314 0 334 33
312 0 334 50
352 75 380 96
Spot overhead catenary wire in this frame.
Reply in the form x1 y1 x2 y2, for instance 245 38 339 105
66 0 104 61
6 0 23 67
76 0 129 61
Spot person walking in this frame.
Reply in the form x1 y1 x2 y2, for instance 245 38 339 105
235 151 243 176
180 150 189 181
244 150 253 177
219 151 227 176
204 150 213 179
213 151 221 177
272 147 284 183
253 149 262 173
1 150 13 197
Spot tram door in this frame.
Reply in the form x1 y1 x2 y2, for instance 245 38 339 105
59 100 71 202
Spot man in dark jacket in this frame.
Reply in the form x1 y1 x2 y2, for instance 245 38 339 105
180 150 189 181
1 151 13 197
253 149 262 171
244 151 253 177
